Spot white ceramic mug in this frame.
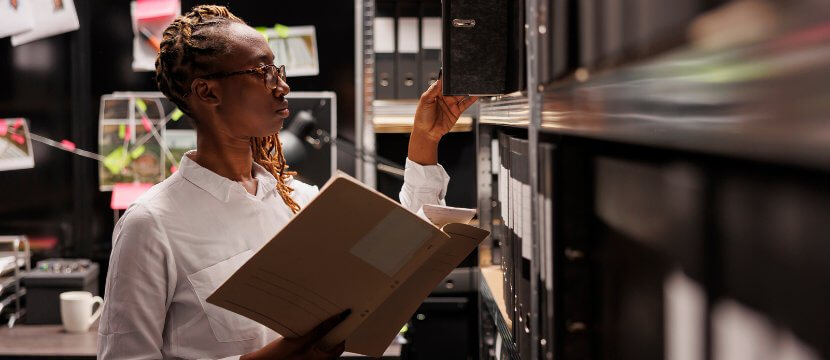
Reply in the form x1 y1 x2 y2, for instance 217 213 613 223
59 291 103 333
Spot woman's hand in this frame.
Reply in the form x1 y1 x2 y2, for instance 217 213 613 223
408 78 478 165
241 310 350 360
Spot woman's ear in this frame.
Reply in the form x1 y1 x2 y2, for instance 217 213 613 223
193 79 221 106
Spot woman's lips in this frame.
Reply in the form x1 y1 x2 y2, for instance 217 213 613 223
276 108 290 117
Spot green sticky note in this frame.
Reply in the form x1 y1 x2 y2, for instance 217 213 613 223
135 98 147 113
103 147 130 174
275 24 289 38
255 26 269 42
171 108 184 121
130 145 146 159
118 124 126 139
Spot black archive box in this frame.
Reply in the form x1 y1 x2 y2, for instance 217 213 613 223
442 0 525 95
22 259 99 324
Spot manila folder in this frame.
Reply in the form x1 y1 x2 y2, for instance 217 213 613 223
207 172 490 356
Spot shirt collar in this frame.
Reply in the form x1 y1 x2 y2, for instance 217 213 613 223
178 151 279 202
251 161 278 194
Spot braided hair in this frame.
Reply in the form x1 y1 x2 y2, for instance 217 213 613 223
155 5 301 213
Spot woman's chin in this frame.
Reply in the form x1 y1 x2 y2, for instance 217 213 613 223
262 118 284 136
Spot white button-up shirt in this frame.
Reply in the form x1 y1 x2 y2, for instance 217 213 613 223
98 152 450 359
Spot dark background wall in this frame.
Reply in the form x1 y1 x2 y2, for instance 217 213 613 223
0 1 356 271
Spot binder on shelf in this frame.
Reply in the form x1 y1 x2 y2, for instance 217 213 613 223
395 1 420 99
599 0 624 66
505 0 526 93
549 0 574 80
577 0 599 69
498 132 514 328
538 142 555 358
510 136 532 356
508 135 520 346
490 137 503 266
419 1 442 93
374 2 396 100
442 0 525 95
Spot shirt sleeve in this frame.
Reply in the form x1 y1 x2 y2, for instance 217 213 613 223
98 204 177 359
399 157 451 213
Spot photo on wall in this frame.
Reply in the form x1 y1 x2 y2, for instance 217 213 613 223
99 122 164 191
0 118 35 171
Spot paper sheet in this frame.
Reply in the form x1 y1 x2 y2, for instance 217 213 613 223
421 204 476 228
11 0 79 46
110 182 153 210
134 0 178 20
131 0 179 71
0 0 35 38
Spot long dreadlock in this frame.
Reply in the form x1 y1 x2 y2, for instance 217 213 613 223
154 5 301 213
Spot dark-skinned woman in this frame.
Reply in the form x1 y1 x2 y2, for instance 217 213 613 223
97 5 477 360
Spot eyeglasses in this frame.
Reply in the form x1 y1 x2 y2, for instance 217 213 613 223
182 64 286 97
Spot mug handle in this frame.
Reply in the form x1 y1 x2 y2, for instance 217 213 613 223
88 296 104 328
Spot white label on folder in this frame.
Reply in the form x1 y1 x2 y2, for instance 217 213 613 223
350 207 433 277
495 331 503 358
499 166 508 220
538 192 546 283
509 176 516 232
421 17 442 50
522 183 532 260
544 195 553 291
513 178 521 237
397 17 419 53
491 139 500 175
666 270 705 360
373 17 395 53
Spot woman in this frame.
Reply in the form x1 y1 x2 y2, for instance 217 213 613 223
97 5 477 360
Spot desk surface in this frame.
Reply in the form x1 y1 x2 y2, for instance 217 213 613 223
0 323 97 357
0 323 401 358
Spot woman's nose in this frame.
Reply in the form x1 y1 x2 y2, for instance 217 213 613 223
273 77 290 97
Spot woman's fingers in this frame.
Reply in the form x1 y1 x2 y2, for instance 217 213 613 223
459 95 479 111
419 78 442 104
437 96 459 120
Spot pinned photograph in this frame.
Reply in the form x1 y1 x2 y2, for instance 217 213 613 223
0 0 35 38
10 0 79 46
0 118 35 171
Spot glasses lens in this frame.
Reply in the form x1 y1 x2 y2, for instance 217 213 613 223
278 65 286 81
264 65 278 90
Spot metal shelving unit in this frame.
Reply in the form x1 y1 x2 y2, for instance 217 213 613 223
0 236 31 328
355 0 377 187
474 1 830 359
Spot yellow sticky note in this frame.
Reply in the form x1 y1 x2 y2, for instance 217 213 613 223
171 108 184 121
118 124 126 139
130 145 146 159
103 147 130 174
135 98 148 113
275 24 289 38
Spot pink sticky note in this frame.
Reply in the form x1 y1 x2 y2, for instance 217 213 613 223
170 165 177 173
60 139 76 151
110 182 154 210
0 120 7 136
141 115 152 132
135 0 179 20
124 125 132 141
11 133 25 145
12 118 23 129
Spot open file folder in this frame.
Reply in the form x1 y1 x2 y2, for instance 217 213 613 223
207 172 489 356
